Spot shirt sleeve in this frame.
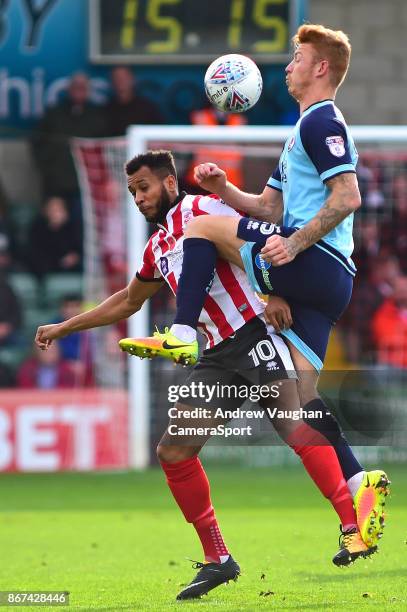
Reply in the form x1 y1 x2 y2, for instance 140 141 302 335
136 237 163 282
300 114 356 183
195 195 241 217
266 165 283 191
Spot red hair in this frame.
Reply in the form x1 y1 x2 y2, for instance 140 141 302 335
293 24 351 88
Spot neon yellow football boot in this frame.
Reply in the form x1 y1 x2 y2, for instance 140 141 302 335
119 327 198 366
332 527 376 567
354 470 390 548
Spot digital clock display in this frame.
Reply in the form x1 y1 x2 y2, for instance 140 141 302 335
90 0 303 64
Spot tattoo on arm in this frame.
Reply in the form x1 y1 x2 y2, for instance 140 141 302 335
287 173 361 255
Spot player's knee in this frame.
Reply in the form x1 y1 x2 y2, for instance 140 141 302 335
296 374 319 407
156 443 193 464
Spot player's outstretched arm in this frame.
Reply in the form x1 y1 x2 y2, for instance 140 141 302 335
35 277 162 350
261 173 361 266
194 162 283 222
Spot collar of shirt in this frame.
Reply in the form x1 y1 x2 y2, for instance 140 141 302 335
156 191 187 231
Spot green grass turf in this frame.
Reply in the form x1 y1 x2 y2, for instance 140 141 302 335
0 464 405 611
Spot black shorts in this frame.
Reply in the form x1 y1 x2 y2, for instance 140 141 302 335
182 316 295 410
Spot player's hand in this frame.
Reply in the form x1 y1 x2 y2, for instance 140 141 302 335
35 323 67 350
264 296 292 332
194 163 227 193
261 235 298 266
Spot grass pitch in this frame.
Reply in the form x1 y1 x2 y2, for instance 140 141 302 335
0 464 405 611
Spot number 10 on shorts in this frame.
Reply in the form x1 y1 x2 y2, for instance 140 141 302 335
248 340 276 367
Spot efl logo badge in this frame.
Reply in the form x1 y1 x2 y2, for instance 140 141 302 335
160 257 169 276
326 136 346 157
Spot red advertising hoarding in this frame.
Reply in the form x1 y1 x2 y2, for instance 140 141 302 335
0 389 129 472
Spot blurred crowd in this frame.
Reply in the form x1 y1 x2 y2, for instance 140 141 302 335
0 67 406 388
341 161 407 368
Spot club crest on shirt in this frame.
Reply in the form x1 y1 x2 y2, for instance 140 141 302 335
183 210 193 225
287 135 295 151
325 135 346 157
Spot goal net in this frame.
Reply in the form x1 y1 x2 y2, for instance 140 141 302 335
73 126 407 469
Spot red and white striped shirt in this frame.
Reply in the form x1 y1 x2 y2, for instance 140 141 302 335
137 193 264 348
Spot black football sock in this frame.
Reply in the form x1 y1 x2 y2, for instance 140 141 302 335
174 238 217 329
303 398 364 481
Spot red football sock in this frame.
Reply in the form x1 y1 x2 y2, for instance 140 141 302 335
287 423 358 530
161 456 230 563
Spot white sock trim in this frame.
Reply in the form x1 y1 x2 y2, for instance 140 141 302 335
170 324 197 343
347 471 366 498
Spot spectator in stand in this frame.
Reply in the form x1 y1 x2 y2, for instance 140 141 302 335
0 180 18 271
372 275 407 369
26 196 82 279
54 294 94 386
183 101 247 193
381 171 407 273
340 255 401 364
356 158 374 204
364 178 385 215
0 361 15 387
31 72 106 206
104 66 164 136
352 217 382 280
17 340 76 389
0 272 22 347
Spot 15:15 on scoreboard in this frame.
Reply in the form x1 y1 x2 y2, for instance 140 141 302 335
89 0 304 64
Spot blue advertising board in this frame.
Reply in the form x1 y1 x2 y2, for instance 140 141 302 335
0 0 306 133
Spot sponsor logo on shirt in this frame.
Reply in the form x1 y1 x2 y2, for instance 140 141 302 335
281 160 288 183
255 253 271 271
164 246 184 270
247 220 260 230
325 135 346 157
259 222 280 236
254 253 273 291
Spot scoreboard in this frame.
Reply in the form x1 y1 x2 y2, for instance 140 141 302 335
89 0 303 64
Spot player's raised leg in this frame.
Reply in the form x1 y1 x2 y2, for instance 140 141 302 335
259 378 374 567
283 340 390 552
120 215 245 362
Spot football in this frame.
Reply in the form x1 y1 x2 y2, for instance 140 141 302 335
204 54 263 113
